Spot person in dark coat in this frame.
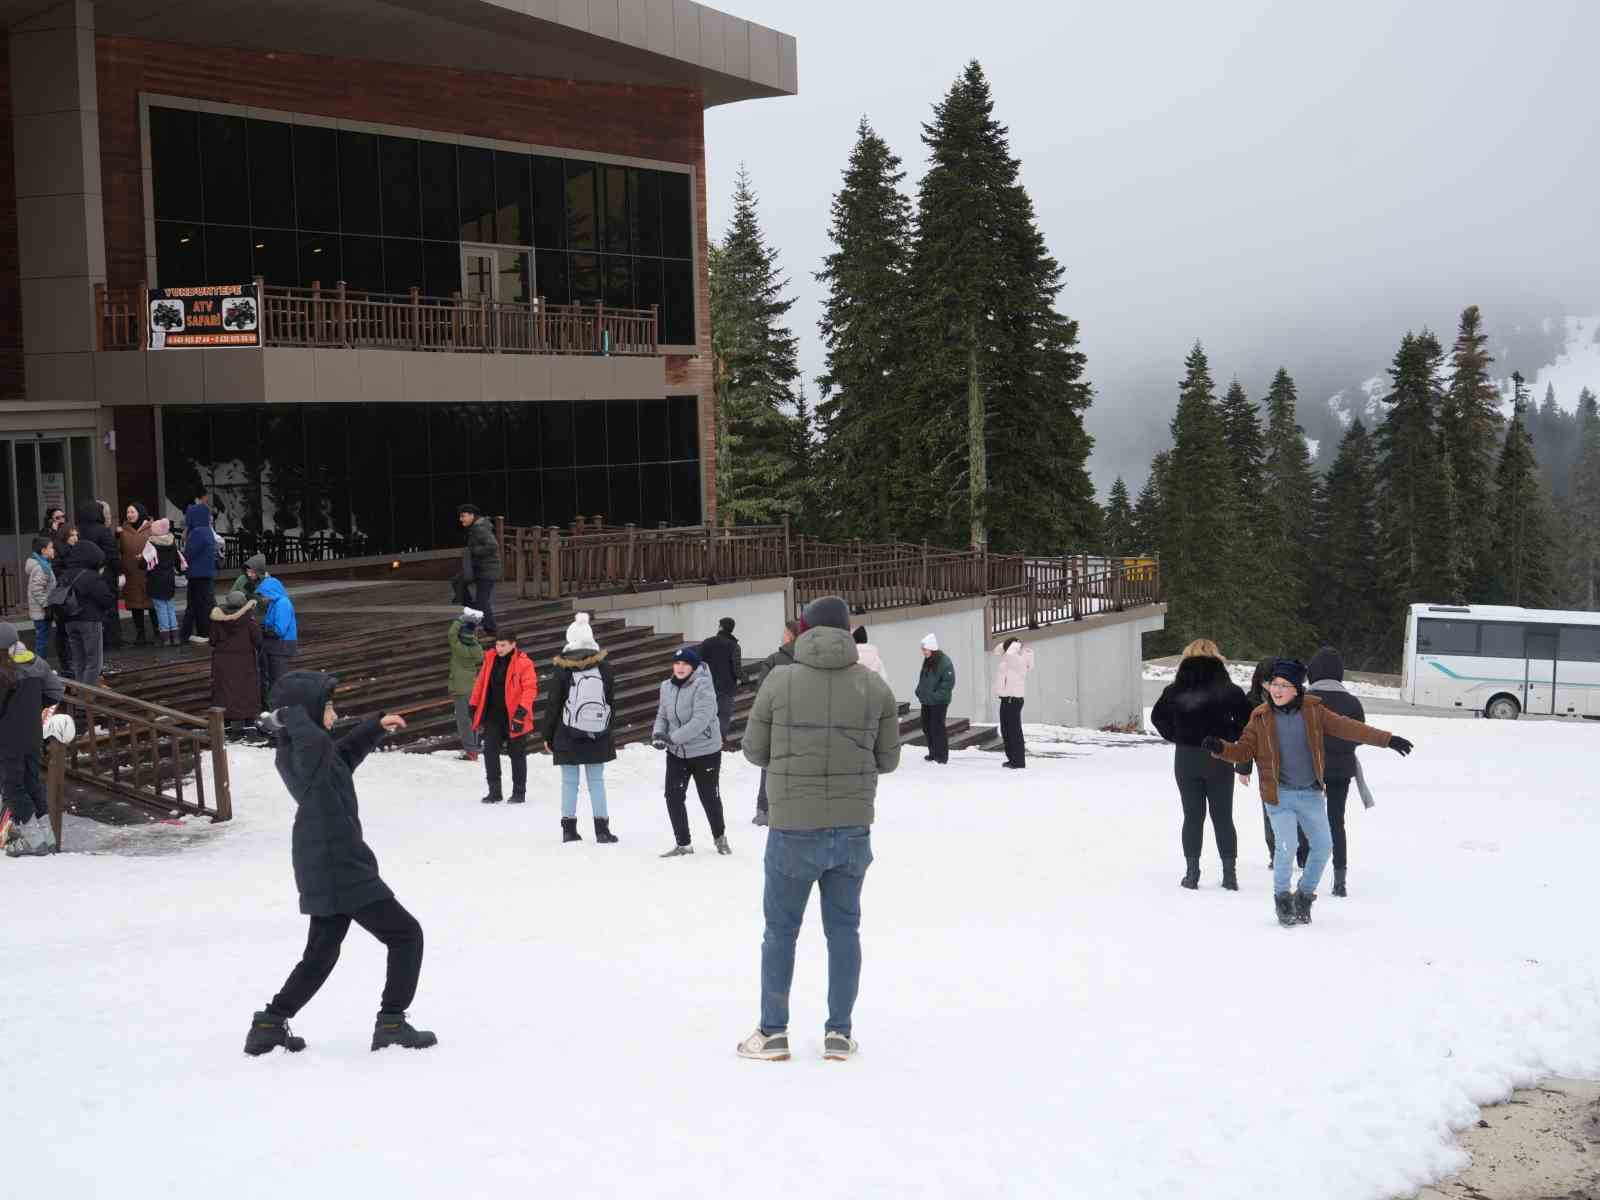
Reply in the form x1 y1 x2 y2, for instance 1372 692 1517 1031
209 590 263 732
456 505 502 634
56 540 116 686
914 634 956 764
538 613 619 845
697 617 743 740
179 491 220 644
42 508 73 676
119 504 154 646
751 620 799 826
1303 646 1368 898
0 622 67 857
245 671 435 1056
1246 657 1279 868
75 501 122 650
1149 639 1253 891
141 518 182 647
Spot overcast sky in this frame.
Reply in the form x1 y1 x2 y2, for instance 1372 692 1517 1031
705 0 1600 493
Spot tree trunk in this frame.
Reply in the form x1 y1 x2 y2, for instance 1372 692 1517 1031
967 335 986 548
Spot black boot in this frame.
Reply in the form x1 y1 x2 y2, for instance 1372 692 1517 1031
371 1011 437 1051
1220 859 1238 891
1274 893 1297 927
244 1010 306 1056
594 817 618 843
1295 890 1316 925
561 817 582 843
481 790 503 804
1332 869 1347 898
1180 858 1200 890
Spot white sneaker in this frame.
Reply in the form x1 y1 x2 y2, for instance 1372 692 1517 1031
736 1029 790 1061
823 1032 858 1061
4 818 53 857
189 636 209 645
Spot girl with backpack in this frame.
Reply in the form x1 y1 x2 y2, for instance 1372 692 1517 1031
538 613 619 845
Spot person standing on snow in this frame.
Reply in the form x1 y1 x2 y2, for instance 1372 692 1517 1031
75 501 121 651
751 620 800 827
25 537 56 664
1302 646 1374 899
1203 658 1413 927
1150 638 1253 891
1244 657 1276 868
737 595 901 1063
470 630 537 805
140 518 183 647
651 645 729 857
179 490 220 645
698 616 743 741
0 622 66 858
447 608 485 762
245 671 434 1055
992 637 1034 769
456 505 502 635
914 634 955 764
208 590 263 737
55 538 116 687
538 613 619 845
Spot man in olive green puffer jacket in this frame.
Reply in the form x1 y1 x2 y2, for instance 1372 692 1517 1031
447 608 486 759
737 595 900 1064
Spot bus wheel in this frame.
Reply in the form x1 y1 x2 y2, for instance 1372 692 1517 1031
1485 695 1521 721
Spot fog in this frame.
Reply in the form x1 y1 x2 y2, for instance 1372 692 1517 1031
705 0 1600 493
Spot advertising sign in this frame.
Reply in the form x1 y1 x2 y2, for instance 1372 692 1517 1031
147 282 262 349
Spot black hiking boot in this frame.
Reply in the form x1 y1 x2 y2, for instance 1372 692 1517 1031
1180 858 1200 890
1294 891 1316 925
1220 859 1238 891
1274 893 1297 927
594 818 618 844
1332 869 1347 898
508 792 526 805
481 791 502 804
561 817 582 843
244 1010 306 1056
372 1012 437 1051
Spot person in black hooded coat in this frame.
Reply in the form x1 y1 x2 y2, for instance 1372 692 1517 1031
75 502 122 650
1150 641 1254 891
243 670 436 1056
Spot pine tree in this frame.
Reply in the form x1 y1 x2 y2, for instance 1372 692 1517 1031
1530 383 1580 501
787 384 819 531
708 167 802 524
1132 454 1168 554
1486 372 1556 607
1310 419 1384 667
1102 477 1135 555
1571 388 1600 609
1258 367 1318 648
814 119 915 541
905 61 1096 552
1218 378 1266 519
1440 306 1505 596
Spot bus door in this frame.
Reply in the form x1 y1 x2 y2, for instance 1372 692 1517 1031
1524 631 1558 715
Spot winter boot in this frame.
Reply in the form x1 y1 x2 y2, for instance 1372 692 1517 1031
1294 890 1316 925
1274 893 1297 928
561 817 582 843
481 789 503 804
715 835 732 856
244 1010 306 1056
1332 869 1347 898
1220 859 1239 891
593 818 618 844
660 844 694 858
752 810 769 827
508 792 526 805
1180 858 1200 890
5 817 52 858
371 1011 437 1051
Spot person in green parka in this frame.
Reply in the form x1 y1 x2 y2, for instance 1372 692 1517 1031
914 633 955 764
448 607 486 761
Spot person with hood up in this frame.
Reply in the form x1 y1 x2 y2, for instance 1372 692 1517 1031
697 616 743 741
118 504 154 646
209 590 263 736
914 634 955 765
75 501 122 651
1150 639 1254 890
469 629 537 804
256 570 299 699
752 620 801 827
25 536 55 663
140 518 183 647
992 637 1035 769
851 627 892 687
54 539 116 686
1203 658 1413 927
233 553 271 616
539 613 619 845
456 504 502 634
245 671 434 1055
651 645 728 857
737 595 901 1062
180 491 220 645
1302 646 1374 898
0 622 67 858
447 607 485 761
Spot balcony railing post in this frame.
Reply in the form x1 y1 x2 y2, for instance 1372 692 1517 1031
781 511 792 578
253 275 265 347
650 303 660 353
548 526 563 598
595 302 606 354
336 280 350 348
45 739 66 851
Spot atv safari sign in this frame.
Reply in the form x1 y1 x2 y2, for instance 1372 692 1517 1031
147 282 262 349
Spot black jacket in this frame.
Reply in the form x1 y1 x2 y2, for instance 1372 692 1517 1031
57 542 117 623
698 630 742 694
143 538 180 602
756 641 795 687
538 649 618 765
462 518 502 583
74 503 119 591
270 671 394 917
1151 655 1254 748
1306 646 1365 781
0 650 65 755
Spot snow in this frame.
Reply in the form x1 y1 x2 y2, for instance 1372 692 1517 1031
1144 660 1401 700
1525 315 1600 410
7 716 1600 1199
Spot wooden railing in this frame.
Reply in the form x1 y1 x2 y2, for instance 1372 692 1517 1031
989 558 1162 637
61 681 232 823
96 280 659 357
501 518 792 599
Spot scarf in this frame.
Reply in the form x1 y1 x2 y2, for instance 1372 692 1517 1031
30 551 55 583
1307 678 1376 809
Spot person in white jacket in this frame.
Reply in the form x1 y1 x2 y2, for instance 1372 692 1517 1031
993 637 1035 768
851 626 892 688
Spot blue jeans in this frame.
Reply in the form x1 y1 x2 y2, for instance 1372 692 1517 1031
1269 787 1332 896
32 619 51 661
760 826 873 1036
560 763 607 818
151 597 177 632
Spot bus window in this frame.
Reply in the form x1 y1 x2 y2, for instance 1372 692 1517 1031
1479 623 1525 659
1559 627 1600 663
1417 619 1478 655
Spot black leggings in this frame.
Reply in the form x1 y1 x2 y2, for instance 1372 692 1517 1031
665 751 724 845
179 578 213 640
1174 744 1238 860
1268 777 1351 871
999 696 1026 766
268 897 424 1018
921 704 949 763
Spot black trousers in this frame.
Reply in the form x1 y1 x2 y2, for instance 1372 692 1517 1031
179 578 213 640
921 704 949 763
129 607 149 640
1277 777 1351 871
481 722 528 798
1 748 45 822
999 696 1026 766
1174 744 1238 860
471 579 498 633
715 688 733 738
267 897 424 1018
262 643 297 706
665 751 724 845
53 611 73 677
103 602 123 649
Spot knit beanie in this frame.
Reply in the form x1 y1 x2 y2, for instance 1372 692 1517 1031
245 553 268 574
672 645 701 668
565 611 600 651
150 518 170 536
1269 658 1307 688
921 633 939 652
223 590 249 612
800 595 851 632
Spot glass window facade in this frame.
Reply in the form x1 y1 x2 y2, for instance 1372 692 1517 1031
161 399 703 557
149 106 698 344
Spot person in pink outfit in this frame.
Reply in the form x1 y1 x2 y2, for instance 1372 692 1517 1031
992 637 1035 768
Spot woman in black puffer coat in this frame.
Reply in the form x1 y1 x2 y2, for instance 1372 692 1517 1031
1150 639 1254 891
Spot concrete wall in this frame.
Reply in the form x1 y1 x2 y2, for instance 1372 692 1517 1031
853 597 989 721
581 577 788 648
989 606 1167 731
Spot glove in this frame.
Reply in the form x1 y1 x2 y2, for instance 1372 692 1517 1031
1200 735 1225 755
256 709 286 737
1389 735 1414 757
651 735 669 751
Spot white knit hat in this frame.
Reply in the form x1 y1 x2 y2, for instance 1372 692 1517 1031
921 633 939 651
565 612 599 651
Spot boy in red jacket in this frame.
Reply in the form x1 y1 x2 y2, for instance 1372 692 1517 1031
470 630 537 804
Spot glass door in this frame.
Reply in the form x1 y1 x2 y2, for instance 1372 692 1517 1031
461 245 532 303
1525 631 1558 716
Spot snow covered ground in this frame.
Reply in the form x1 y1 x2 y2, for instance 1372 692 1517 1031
7 713 1600 1199
1144 660 1401 701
